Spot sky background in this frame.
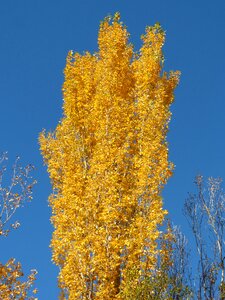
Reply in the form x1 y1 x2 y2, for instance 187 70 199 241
1 0 225 298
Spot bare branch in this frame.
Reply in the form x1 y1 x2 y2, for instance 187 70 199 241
0 153 36 236
184 176 225 300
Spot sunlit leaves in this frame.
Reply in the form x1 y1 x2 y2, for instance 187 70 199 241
0 259 37 300
40 13 179 299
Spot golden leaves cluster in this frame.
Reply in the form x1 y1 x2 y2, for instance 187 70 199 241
40 13 179 299
0 259 37 300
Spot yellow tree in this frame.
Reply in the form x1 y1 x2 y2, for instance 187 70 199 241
40 13 179 299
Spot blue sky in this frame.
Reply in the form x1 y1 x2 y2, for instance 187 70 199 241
1 0 225 298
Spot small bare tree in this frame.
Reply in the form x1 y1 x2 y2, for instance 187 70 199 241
167 224 193 299
184 175 225 300
0 152 37 299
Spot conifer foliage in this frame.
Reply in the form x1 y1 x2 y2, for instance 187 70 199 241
40 13 179 299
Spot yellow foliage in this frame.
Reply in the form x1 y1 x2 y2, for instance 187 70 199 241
0 259 37 300
40 13 179 299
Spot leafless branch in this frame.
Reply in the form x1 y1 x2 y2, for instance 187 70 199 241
0 152 36 236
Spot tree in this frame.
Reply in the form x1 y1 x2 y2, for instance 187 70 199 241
40 13 180 299
120 222 193 299
165 225 193 299
0 153 37 299
184 176 225 300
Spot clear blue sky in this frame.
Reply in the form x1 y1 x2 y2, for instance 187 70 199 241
1 0 225 298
